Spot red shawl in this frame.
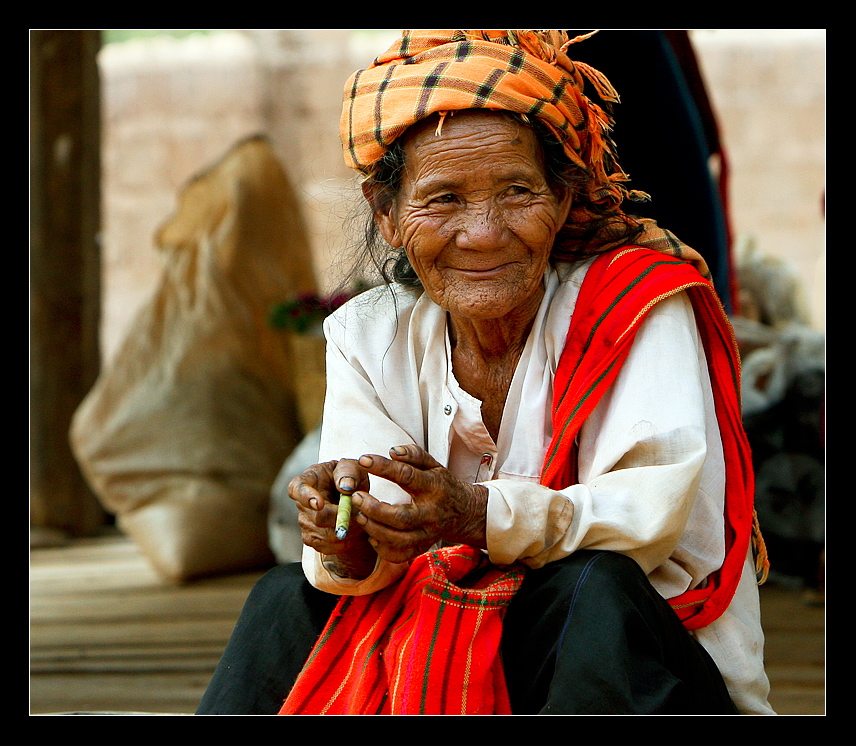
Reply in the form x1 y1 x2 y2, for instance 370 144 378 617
279 545 523 715
542 247 759 630
280 246 762 715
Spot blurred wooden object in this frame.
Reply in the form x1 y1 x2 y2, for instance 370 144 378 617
288 331 327 435
30 30 107 539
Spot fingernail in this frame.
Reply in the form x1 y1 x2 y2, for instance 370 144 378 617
351 493 363 507
359 455 373 467
309 498 318 510
338 476 356 493
390 446 407 456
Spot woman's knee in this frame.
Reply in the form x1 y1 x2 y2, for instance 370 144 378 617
504 551 731 713
237 561 337 635
239 562 303 616
571 550 652 594
504 550 651 649
509 549 674 646
247 561 305 601
523 550 649 601
555 551 673 623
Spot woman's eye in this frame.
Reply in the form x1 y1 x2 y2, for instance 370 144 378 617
507 185 531 197
434 193 457 204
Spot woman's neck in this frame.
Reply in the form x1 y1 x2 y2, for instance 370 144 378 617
446 287 543 442
446 283 543 362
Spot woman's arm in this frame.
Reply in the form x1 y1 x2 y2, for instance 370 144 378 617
485 291 724 591
292 290 431 595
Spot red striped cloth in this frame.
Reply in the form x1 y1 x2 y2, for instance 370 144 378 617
279 545 524 715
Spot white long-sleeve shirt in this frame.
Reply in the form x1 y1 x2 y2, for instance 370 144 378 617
303 259 774 714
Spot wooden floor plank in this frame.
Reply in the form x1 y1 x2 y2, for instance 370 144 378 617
30 584 257 622
31 672 210 715
29 535 825 716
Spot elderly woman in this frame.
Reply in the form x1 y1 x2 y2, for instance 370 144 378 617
197 30 772 716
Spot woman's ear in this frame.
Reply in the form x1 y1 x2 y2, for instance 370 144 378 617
361 180 402 247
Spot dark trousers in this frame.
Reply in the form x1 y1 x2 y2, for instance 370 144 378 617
196 550 737 715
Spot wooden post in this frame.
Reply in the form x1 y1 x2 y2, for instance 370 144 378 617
30 30 107 539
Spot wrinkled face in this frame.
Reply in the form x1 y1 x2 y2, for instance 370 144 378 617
371 110 573 324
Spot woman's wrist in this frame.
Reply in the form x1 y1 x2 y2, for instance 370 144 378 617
322 535 379 580
446 483 489 550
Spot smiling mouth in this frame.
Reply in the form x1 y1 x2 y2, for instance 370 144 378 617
450 263 513 278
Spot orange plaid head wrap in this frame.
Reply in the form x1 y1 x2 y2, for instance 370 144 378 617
341 29 646 217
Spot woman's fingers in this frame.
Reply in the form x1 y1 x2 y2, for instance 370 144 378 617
358 447 442 495
387 444 443 469
289 447 435 514
287 447 485 565
288 461 335 510
288 459 372 554
288 458 369 511
355 445 490 556
351 490 422 530
352 491 434 562
332 459 371 496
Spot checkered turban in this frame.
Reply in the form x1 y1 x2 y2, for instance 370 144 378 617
340 30 643 215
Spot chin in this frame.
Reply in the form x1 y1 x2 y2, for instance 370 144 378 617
445 293 524 322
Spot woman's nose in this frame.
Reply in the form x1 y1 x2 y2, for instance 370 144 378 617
455 203 506 250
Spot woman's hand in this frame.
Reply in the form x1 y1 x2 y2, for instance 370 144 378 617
288 459 378 579
351 444 489 564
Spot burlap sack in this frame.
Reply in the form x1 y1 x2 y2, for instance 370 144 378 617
71 136 316 582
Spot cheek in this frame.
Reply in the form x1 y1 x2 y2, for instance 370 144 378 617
397 198 567 274
510 204 568 246
399 219 447 270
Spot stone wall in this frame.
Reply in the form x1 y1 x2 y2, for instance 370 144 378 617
97 29 825 364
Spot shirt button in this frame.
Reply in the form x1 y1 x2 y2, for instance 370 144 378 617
444 404 452 415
